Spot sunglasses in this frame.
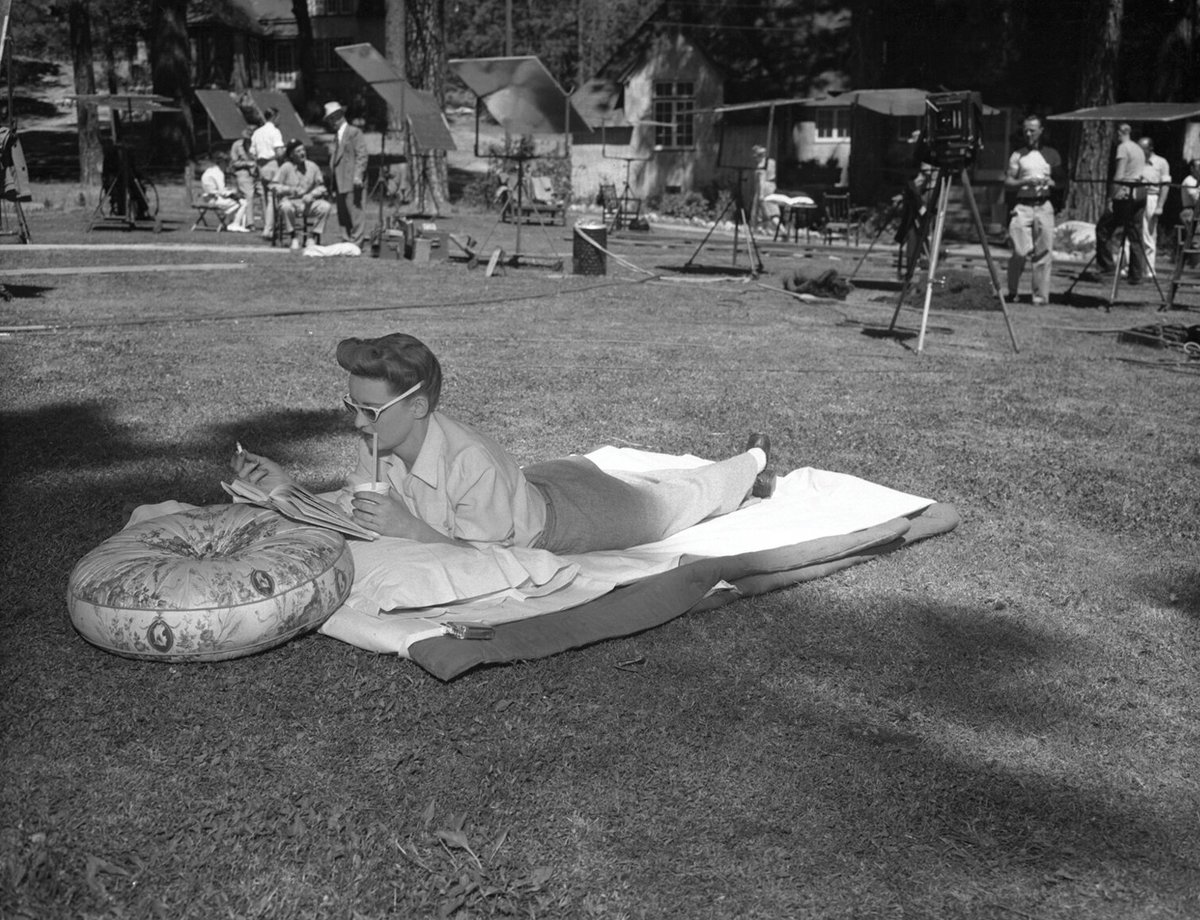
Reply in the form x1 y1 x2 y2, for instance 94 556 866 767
342 380 422 423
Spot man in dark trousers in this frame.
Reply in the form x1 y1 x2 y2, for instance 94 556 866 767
324 101 370 250
1094 122 1148 284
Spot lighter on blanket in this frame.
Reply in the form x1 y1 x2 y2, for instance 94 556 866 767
442 621 495 640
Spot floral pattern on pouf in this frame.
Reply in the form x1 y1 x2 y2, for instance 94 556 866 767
68 504 354 662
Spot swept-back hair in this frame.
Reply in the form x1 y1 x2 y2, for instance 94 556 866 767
336 333 443 410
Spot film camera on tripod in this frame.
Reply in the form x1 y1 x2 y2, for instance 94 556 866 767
922 91 984 169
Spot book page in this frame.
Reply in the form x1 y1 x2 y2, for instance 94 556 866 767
222 480 377 540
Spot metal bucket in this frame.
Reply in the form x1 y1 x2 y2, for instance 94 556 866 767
573 222 607 276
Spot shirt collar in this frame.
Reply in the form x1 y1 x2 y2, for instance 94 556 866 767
407 412 444 489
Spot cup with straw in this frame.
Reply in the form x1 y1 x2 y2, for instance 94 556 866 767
355 431 389 500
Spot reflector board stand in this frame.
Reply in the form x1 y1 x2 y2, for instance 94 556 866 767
448 56 590 268
335 43 456 223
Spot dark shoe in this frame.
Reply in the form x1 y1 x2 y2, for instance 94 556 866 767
745 432 772 465
746 432 775 499
752 468 777 499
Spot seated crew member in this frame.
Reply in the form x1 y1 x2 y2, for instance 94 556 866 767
231 334 778 553
272 140 331 250
199 150 248 230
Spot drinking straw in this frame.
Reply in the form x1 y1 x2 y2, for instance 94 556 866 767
373 431 380 484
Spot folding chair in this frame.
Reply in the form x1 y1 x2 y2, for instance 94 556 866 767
187 174 235 232
599 183 620 226
525 176 567 225
821 191 864 247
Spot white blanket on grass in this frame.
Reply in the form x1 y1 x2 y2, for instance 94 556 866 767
319 447 935 656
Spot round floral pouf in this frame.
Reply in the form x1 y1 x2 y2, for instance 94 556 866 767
68 504 354 662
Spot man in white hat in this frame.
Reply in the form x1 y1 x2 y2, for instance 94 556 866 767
324 101 369 250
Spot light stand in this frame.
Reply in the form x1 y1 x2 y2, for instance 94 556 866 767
1 28 31 245
469 130 564 270
682 164 764 276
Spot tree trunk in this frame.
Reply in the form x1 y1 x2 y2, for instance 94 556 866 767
406 0 449 214
68 0 102 189
291 0 318 120
385 0 407 186
846 0 884 89
150 0 195 168
1064 0 1122 222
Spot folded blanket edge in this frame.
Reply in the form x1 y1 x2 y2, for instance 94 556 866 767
408 502 960 681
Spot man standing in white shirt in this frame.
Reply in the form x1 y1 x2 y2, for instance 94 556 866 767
250 108 285 240
1137 137 1171 276
1095 123 1148 284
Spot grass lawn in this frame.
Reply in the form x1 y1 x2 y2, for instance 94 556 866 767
2 190 1198 919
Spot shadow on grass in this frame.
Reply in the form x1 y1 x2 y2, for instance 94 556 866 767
0 283 54 299
656 263 756 277
570 594 1200 896
0 402 354 598
2 402 347 477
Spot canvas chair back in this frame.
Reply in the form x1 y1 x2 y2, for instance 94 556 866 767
528 176 556 204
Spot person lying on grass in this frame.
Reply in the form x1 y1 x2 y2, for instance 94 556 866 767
231 333 777 553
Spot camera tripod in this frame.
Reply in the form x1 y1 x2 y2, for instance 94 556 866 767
886 163 1019 354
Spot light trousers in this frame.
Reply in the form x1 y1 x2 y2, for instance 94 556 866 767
1142 193 1161 275
1007 202 1054 301
527 453 759 554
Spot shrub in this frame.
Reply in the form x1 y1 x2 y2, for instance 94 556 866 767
649 190 713 220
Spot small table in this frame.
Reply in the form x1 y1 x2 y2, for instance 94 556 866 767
765 193 818 243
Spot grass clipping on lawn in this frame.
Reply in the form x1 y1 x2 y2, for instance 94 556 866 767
1 212 1198 920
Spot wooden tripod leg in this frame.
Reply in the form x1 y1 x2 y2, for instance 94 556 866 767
916 174 951 354
889 189 939 334
1108 244 1123 310
960 171 1019 353
683 197 736 269
738 207 765 275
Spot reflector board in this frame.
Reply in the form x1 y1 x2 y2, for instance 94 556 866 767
248 90 306 145
194 89 249 140
448 56 590 136
1048 102 1200 122
335 43 455 152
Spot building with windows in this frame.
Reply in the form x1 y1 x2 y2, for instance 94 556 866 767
570 18 724 205
188 0 384 123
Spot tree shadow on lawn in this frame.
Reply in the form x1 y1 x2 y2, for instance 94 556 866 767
2 402 349 480
817 598 1199 881
1 402 354 594
567 596 1199 900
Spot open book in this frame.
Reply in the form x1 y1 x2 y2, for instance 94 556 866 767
222 479 378 541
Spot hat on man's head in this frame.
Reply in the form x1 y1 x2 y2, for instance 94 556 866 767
286 138 305 156
323 101 345 120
